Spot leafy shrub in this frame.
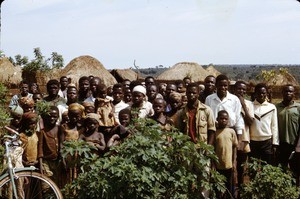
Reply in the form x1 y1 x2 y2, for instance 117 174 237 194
240 158 300 199
64 119 226 199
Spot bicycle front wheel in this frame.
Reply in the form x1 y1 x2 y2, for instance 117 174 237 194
0 171 63 199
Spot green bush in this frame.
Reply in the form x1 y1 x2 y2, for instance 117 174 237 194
240 158 300 199
64 119 226 199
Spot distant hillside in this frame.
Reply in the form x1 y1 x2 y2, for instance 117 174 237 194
134 64 300 83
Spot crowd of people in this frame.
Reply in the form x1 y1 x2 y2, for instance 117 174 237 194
5 74 300 198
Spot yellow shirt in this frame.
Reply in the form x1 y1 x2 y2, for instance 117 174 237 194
215 128 238 170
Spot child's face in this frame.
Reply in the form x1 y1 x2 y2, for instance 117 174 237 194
119 113 130 127
68 110 82 124
98 88 107 99
177 83 185 93
85 106 95 114
217 112 229 128
146 85 157 100
23 105 34 113
153 100 165 115
113 87 124 103
170 98 182 110
11 114 22 128
27 118 37 132
46 109 59 125
33 94 42 103
124 90 132 103
62 113 69 123
85 118 99 132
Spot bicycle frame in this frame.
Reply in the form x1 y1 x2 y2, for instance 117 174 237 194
0 134 38 199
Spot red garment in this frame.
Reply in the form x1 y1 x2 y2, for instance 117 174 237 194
188 110 197 143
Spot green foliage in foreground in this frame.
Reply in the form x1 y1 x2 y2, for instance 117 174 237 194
240 158 300 199
64 119 226 199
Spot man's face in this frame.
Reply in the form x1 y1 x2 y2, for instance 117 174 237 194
256 87 267 104
79 80 90 92
122 80 130 88
124 89 132 103
216 80 228 97
205 77 216 93
67 88 78 102
235 83 247 98
186 86 199 103
48 84 59 97
60 78 69 89
90 79 100 94
113 87 124 103
282 85 295 102
20 83 29 96
166 84 177 97
145 78 155 88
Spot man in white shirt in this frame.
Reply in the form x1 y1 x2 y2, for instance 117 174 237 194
250 83 278 164
205 75 244 142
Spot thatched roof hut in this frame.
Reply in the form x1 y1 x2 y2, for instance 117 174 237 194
110 69 138 82
268 72 299 86
0 57 22 86
205 65 221 77
157 62 210 82
61 55 117 86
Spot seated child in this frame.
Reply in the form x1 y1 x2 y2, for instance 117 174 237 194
214 110 238 198
79 113 106 155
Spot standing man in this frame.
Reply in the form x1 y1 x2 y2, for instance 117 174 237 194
9 80 33 109
177 82 216 145
199 75 216 103
234 81 254 185
58 76 69 100
250 83 278 164
276 84 300 168
205 75 244 144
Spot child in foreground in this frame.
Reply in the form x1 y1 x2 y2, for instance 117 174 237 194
80 113 106 155
214 110 238 198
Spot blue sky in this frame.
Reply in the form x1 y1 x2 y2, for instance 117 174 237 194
2 0 300 69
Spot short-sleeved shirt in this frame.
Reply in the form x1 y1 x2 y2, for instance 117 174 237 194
276 101 300 145
177 100 216 145
215 128 238 170
20 132 39 163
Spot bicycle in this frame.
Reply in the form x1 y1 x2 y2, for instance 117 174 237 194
0 126 63 199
